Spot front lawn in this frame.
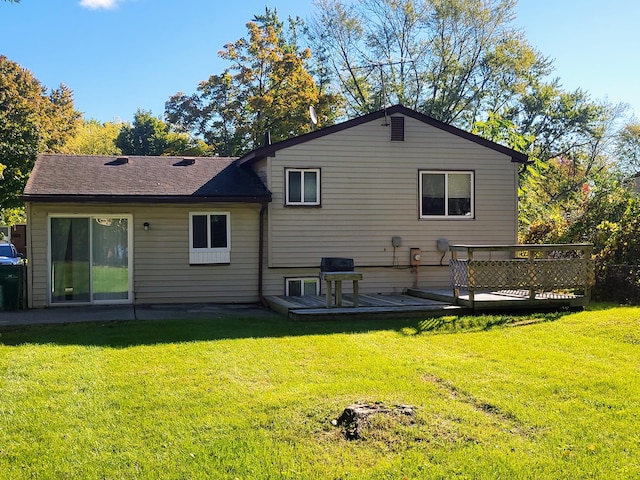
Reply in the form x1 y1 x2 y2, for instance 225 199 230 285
0 306 638 479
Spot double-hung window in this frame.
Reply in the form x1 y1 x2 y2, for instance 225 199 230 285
420 171 474 218
285 168 320 206
189 212 231 264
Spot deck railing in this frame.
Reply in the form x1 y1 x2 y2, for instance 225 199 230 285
449 244 595 305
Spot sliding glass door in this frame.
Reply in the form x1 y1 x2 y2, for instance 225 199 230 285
50 218 90 303
50 216 131 304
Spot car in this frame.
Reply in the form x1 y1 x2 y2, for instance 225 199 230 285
0 243 24 266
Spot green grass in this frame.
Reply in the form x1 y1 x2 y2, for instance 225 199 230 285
0 306 638 479
92 264 128 293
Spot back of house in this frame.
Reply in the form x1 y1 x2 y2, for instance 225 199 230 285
22 105 526 308
241 104 527 298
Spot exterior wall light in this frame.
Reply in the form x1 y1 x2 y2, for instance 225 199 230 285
143 222 150 231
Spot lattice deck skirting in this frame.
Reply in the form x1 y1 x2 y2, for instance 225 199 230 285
448 244 595 307
451 258 595 291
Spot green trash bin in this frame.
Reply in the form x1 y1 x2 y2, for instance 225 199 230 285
0 265 25 311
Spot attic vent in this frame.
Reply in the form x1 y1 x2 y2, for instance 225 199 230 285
390 116 405 141
106 157 129 166
174 158 196 166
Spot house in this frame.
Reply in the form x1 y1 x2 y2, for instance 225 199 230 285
22 105 527 308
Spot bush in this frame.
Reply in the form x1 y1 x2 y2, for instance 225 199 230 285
593 263 640 304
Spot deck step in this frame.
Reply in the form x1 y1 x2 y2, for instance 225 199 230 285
265 293 467 321
288 304 465 321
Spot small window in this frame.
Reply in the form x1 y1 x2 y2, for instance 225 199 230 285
189 212 230 264
286 168 320 206
420 171 474 218
286 277 320 296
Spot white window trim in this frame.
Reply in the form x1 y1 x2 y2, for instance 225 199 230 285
189 212 231 264
419 170 475 219
285 168 321 206
285 277 320 296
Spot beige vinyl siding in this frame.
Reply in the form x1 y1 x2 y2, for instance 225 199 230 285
25 203 48 308
261 266 452 296
261 114 518 293
26 202 261 307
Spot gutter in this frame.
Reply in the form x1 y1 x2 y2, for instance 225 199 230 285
19 194 272 204
258 202 268 307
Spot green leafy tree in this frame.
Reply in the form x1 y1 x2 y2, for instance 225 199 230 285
0 55 81 211
309 0 549 125
116 110 210 156
615 123 640 175
535 168 640 265
517 100 626 242
166 8 342 156
116 110 170 156
59 119 123 155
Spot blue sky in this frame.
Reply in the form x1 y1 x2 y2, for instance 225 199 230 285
2 0 638 123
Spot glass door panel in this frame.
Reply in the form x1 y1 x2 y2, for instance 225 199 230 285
50 216 130 304
92 218 129 301
50 218 90 303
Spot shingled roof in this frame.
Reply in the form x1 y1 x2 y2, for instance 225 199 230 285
22 155 272 203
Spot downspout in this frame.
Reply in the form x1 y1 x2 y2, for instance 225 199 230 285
258 201 268 307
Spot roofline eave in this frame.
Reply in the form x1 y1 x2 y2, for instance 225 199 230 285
20 194 273 204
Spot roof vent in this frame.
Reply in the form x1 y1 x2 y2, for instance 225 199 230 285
106 157 129 166
174 158 196 166
390 116 405 141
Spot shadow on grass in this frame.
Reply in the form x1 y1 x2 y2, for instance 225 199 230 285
406 310 568 336
0 307 578 348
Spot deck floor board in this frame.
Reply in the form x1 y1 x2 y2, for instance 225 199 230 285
266 288 588 320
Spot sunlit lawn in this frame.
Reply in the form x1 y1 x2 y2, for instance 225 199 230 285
0 306 638 479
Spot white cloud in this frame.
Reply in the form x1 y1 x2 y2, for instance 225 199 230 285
79 0 120 10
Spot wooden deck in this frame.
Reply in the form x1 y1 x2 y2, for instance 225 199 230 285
267 244 593 320
265 293 465 321
408 289 589 310
266 288 588 320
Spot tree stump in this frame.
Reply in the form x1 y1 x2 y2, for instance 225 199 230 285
333 402 416 440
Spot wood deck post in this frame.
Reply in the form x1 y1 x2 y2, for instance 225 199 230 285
468 248 475 308
452 249 460 304
528 249 535 300
583 245 593 303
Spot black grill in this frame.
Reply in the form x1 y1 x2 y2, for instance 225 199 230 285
320 257 355 272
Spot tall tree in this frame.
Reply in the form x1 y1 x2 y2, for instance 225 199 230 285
615 122 640 175
0 55 81 210
116 110 171 156
166 8 341 156
309 0 547 125
116 110 210 156
517 100 627 242
59 119 123 155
